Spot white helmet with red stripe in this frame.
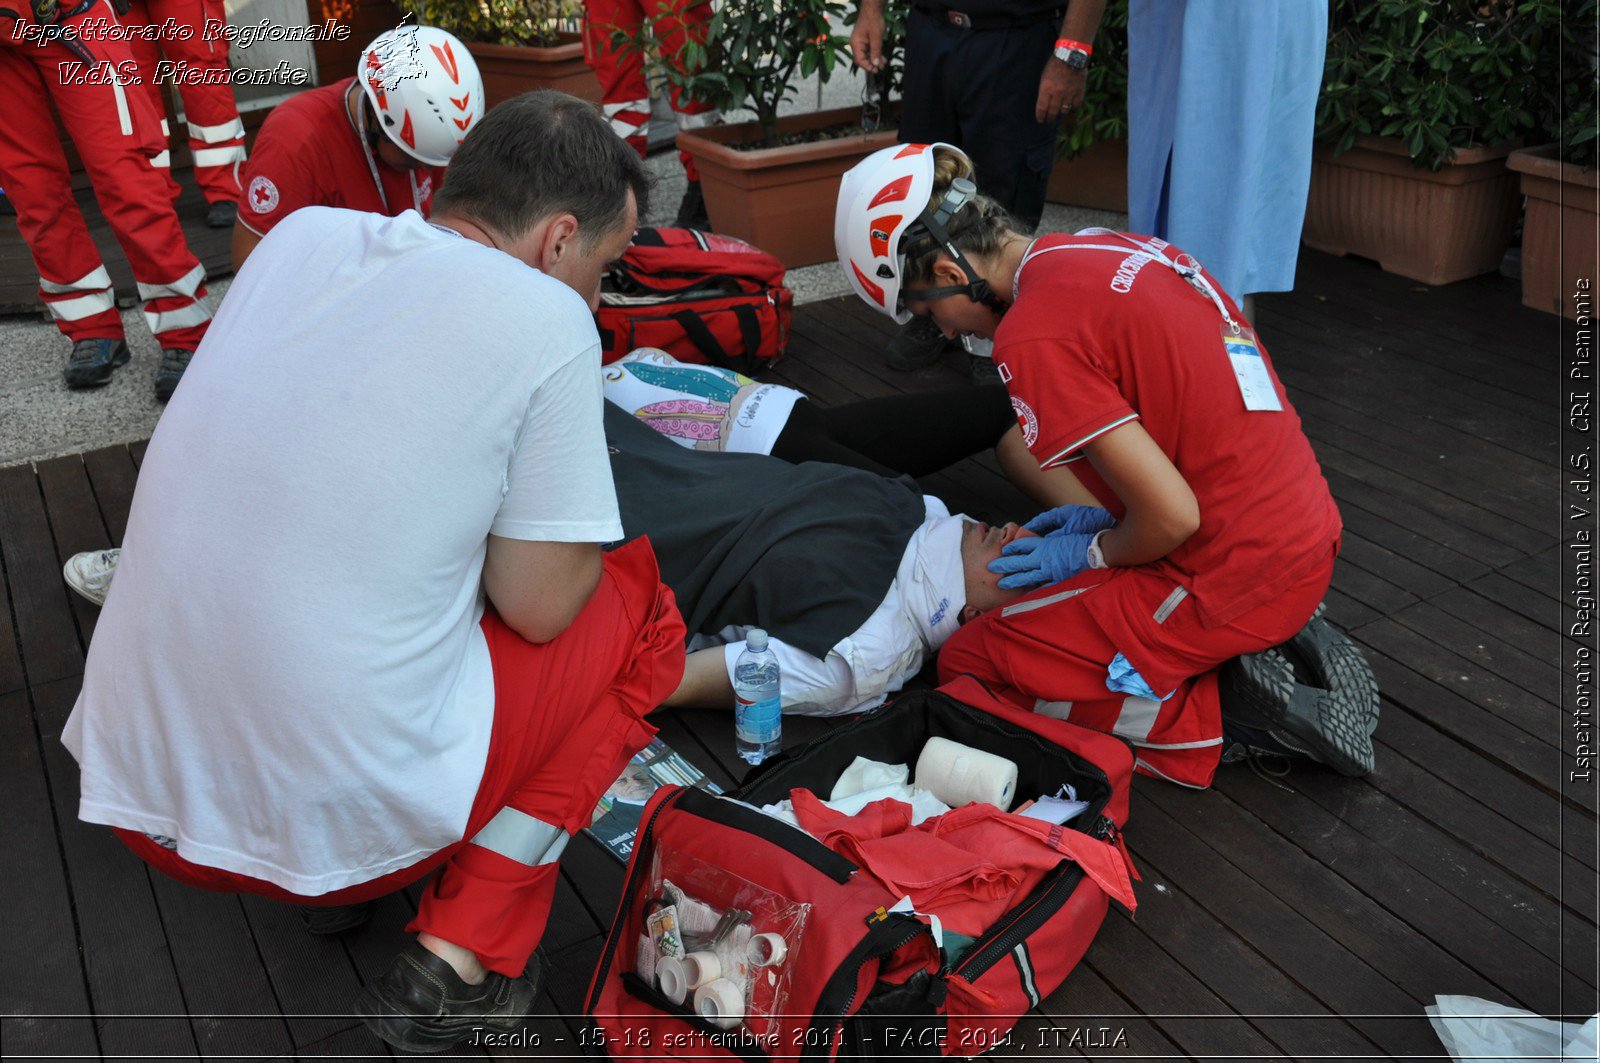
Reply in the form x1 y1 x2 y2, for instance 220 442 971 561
834 141 969 323
358 26 485 167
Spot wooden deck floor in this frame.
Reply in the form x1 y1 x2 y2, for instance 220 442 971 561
0 249 1592 1061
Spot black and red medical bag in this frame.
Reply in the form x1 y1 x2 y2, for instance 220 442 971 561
596 227 793 373
582 677 1136 1059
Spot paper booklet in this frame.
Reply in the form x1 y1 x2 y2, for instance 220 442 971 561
585 737 722 863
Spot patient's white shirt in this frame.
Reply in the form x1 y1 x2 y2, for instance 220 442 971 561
696 497 968 716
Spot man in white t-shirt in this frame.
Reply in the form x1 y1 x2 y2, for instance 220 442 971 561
61 91 686 1054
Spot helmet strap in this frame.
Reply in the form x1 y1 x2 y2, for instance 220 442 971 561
910 203 1010 318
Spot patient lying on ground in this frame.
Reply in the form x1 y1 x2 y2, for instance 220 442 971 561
600 362 1036 717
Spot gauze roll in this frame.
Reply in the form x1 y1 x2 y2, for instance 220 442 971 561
657 955 690 1004
746 932 787 967
682 950 721 988
914 737 1018 810
695 978 745 1030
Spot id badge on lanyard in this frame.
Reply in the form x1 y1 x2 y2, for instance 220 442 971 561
1020 229 1283 412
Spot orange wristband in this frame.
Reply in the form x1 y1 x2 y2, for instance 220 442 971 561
1055 38 1093 55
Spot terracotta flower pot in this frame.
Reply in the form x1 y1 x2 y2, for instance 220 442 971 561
466 34 602 111
1045 138 1128 213
1508 144 1599 321
1302 134 1521 286
676 106 899 268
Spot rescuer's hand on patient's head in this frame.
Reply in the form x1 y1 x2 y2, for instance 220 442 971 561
988 525 1096 590
960 521 1035 618
1023 503 1116 538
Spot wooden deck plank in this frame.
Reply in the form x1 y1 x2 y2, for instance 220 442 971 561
1114 829 1396 1059
0 464 84 687
0 690 100 1059
1131 792 1446 1058
1045 963 1186 1059
31 677 201 1061
1214 766 1593 1012
1080 910 1285 1059
238 895 392 1054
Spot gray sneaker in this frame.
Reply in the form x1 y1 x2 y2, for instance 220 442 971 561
355 941 545 1054
155 347 195 402
63 548 119 607
1219 609 1379 777
64 338 130 388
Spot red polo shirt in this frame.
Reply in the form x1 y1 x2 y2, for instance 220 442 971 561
237 78 443 238
994 232 1341 630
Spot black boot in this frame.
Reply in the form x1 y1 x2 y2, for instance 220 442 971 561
355 940 545 1054
674 179 711 231
205 199 238 229
885 315 952 371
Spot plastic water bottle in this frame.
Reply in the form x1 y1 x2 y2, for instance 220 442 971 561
734 629 782 765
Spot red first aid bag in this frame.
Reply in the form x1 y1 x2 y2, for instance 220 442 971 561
597 227 793 373
582 678 1136 1059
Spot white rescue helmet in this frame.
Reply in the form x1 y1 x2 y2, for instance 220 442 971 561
834 141 970 323
358 26 485 167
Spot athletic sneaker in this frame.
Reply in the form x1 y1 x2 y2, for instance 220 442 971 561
1218 608 1380 777
155 347 195 402
355 940 545 1054
205 199 238 229
886 315 952 371
64 338 131 388
63 548 120 607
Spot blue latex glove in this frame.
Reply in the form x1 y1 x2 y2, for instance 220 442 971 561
987 527 1095 590
1106 653 1172 701
1024 504 1117 538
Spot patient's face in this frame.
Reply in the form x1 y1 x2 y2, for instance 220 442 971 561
959 520 1034 616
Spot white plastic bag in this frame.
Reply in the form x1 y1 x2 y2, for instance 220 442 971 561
1426 995 1598 1062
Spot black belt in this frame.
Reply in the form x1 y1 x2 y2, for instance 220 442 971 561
910 5 1063 30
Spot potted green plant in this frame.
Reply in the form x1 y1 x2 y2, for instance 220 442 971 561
1304 0 1563 285
630 0 895 266
1045 0 1129 212
401 0 600 109
1507 0 1597 319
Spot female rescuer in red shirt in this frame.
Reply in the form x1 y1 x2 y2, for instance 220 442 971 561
833 142 1376 788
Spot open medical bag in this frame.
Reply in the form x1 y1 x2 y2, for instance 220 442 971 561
582 677 1135 1059
596 227 793 373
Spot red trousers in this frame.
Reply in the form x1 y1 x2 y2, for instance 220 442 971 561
583 0 715 180
0 3 212 348
938 550 1334 788
118 538 687 976
123 0 246 204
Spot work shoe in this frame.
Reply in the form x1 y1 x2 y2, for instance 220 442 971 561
64 338 130 388
298 900 377 935
355 941 545 1054
674 179 710 231
886 315 952 371
1218 607 1380 777
63 547 120 607
205 199 238 229
154 347 194 402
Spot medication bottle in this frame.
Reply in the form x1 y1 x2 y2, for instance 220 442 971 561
733 629 781 764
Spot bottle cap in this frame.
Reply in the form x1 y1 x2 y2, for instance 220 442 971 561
746 628 769 652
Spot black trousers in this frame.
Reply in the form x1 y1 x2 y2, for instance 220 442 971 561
899 9 1061 232
769 384 1015 479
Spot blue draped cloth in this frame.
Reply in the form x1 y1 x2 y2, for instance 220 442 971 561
1127 0 1328 297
